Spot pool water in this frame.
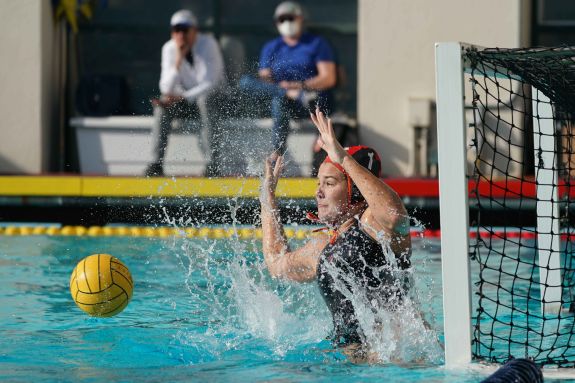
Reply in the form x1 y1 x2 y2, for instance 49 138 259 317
0 231 559 382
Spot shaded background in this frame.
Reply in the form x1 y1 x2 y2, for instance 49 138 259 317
76 0 358 117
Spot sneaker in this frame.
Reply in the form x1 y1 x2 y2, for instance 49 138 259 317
145 162 164 177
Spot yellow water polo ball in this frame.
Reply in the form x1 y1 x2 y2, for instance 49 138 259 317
70 253 133 317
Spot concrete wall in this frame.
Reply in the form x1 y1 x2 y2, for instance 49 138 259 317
0 0 53 173
357 0 530 176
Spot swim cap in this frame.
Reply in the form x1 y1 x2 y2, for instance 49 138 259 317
323 145 382 203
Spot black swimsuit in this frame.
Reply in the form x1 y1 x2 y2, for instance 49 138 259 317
316 221 411 346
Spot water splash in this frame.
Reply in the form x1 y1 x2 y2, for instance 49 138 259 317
153 187 443 365
228 259 330 356
320 218 444 364
158 217 331 360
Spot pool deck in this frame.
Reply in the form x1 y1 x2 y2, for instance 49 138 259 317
0 175 545 228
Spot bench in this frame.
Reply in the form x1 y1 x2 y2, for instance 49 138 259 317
70 115 342 177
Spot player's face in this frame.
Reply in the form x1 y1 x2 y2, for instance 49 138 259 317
316 163 348 225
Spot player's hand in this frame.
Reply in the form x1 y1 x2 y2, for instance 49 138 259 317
262 152 283 197
310 107 346 164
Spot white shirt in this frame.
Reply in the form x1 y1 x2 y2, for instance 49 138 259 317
159 33 226 102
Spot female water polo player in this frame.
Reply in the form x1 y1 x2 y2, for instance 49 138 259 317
260 107 412 360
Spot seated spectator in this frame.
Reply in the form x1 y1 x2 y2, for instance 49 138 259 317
146 9 227 177
239 1 337 155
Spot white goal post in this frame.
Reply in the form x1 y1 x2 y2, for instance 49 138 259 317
434 42 564 368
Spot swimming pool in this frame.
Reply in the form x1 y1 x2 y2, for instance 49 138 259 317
0 229 563 382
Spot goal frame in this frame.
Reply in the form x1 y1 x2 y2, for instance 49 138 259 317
435 42 564 368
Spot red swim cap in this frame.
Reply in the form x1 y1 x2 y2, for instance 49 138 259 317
322 145 382 203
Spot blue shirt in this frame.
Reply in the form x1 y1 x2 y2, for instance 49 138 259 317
259 33 335 83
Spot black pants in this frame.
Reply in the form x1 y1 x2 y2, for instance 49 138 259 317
149 92 226 176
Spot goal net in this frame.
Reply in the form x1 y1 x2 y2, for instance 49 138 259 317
436 43 575 368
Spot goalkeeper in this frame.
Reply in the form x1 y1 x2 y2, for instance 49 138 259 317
260 107 412 360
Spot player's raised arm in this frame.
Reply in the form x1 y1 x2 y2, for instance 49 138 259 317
310 108 411 255
260 154 328 282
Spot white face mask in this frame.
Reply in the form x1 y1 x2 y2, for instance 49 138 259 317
277 20 301 38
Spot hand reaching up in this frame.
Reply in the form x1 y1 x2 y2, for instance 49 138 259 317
261 153 284 205
310 107 347 164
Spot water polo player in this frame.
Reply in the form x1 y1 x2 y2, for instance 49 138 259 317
260 107 412 360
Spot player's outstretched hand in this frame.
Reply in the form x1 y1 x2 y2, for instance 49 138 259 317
310 107 347 164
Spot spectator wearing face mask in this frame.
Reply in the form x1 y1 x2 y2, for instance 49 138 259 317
239 1 337 156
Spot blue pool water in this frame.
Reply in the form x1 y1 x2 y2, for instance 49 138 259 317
0 230 561 382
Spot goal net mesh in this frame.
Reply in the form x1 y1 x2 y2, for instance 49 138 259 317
465 46 575 367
